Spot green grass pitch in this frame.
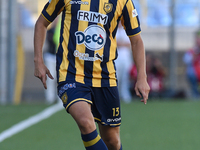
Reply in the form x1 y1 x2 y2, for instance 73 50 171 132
0 100 200 150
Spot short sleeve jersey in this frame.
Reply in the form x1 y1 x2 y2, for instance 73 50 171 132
42 0 141 87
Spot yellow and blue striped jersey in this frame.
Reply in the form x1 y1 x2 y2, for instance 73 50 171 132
42 0 141 87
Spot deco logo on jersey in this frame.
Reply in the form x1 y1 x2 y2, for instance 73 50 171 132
77 10 108 25
75 25 106 51
103 3 113 13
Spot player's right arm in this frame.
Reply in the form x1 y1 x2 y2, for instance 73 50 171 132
34 15 54 89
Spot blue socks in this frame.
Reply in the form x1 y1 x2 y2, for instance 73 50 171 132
81 129 122 150
81 130 108 150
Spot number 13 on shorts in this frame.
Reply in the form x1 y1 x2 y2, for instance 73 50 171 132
112 107 120 117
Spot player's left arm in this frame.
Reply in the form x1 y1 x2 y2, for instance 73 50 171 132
129 34 150 104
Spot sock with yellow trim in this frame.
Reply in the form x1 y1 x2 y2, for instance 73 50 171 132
81 130 108 150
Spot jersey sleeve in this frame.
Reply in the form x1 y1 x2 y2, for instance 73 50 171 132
121 0 141 37
41 0 65 23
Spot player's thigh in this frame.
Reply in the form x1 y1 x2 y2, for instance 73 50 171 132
58 82 96 134
69 101 96 134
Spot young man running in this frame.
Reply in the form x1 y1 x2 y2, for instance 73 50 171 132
34 0 150 149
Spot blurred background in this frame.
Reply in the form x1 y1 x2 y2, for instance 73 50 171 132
1 0 200 105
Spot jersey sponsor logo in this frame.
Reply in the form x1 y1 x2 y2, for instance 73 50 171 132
132 9 138 17
107 117 121 123
77 10 108 25
75 25 106 51
70 1 89 5
103 3 113 13
74 50 103 62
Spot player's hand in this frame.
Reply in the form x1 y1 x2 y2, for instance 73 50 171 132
134 78 150 105
34 61 54 89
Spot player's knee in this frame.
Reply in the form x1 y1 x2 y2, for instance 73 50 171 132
77 117 95 134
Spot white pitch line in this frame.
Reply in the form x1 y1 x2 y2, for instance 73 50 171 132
0 102 63 143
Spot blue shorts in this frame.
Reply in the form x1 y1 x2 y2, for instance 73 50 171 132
57 81 121 127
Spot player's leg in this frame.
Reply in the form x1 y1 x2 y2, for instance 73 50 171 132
69 101 108 150
68 101 96 134
91 86 122 150
98 124 122 150
58 82 108 150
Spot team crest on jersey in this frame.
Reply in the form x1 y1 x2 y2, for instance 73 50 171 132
103 3 113 13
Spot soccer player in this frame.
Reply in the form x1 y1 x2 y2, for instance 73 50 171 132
34 0 150 149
